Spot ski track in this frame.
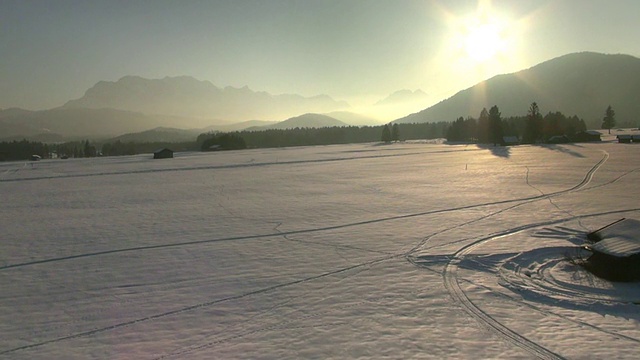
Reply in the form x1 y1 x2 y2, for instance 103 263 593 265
153 268 421 359
3 147 637 358
0 255 399 356
438 150 626 359
0 151 611 272
0 149 465 183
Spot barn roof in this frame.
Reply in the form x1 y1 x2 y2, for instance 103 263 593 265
588 219 640 257
153 148 174 154
502 136 519 144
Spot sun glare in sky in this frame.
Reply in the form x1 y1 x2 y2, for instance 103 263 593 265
425 0 529 103
448 5 516 66
462 21 507 62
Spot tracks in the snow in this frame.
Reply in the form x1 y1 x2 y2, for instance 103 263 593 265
1 148 627 357
0 151 610 272
439 151 610 359
0 255 398 356
443 227 566 360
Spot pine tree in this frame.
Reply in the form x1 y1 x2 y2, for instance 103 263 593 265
524 102 542 144
381 124 392 143
477 108 490 143
601 105 616 134
391 123 400 142
488 105 504 146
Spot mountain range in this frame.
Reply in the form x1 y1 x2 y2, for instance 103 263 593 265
2 52 640 142
374 89 429 106
394 52 640 125
63 75 350 123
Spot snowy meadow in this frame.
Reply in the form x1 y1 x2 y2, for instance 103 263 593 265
1 138 640 359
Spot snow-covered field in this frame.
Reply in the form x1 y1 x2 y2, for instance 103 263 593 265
1 137 639 359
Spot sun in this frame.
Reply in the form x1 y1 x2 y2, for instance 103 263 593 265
438 1 520 66
462 22 506 62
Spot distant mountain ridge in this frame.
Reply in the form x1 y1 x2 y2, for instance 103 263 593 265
249 113 349 130
394 52 640 125
5 52 640 141
0 107 183 140
63 75 350 122
375 89 428 106
108 127 201 143
322 111 382 126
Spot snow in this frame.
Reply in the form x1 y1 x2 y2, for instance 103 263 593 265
1 138 640 359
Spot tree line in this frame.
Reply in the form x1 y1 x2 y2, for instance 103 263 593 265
197 122 448 150
0 104 623 161
0 139 99 161
0 139 198 161
445 103 595 144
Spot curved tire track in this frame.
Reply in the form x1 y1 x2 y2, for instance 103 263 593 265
441 151 609 359
443 228 565 360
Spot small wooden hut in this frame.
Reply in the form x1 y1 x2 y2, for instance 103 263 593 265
153 148 174 159
584 218 640 281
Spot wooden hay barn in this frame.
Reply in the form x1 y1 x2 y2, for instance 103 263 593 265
617 135 632 143
570 130 601 143
502 136 520 145
153 148 174 159
584 218 640 281
547 135 569 144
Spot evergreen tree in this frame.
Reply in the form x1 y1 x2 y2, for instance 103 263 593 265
446 117 464 142
83 140 97 157
477 108 490 143
524 102 542 144
601 105 616 134
381 124 392 143
488 105 504 146
391 123 400 142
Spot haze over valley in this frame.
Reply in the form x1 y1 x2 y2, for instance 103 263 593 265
2 51 640 142
3 1 640 359
3 1 640 141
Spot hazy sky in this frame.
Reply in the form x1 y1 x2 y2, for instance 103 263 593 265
2 0 640 111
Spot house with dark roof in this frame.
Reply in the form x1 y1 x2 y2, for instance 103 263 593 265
153 148 174 159
584 218 640 281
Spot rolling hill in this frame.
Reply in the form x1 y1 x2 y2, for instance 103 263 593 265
107 127 201 143
323 111 382 126
206 120 280 132
0 107 201 140
249 113 349 130
394 52 640 125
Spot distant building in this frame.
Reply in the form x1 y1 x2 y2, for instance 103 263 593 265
502 136 520 145
547 135 569 144
616 134 632 143
584 218 640 281
571 130 601 143
153 148 174 159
